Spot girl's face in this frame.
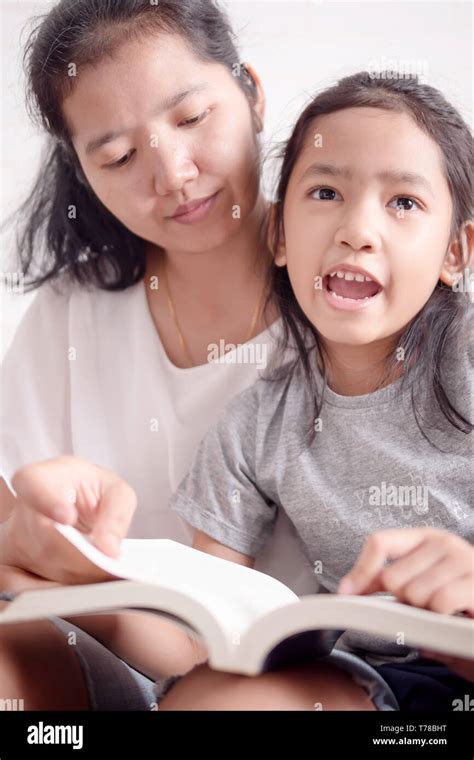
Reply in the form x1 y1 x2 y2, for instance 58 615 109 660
275 107 455 348
62 33 264 253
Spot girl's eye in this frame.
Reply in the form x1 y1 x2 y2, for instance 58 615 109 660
179 109 211 127
106 150 135 169
388 196 421 212
309 187 342 201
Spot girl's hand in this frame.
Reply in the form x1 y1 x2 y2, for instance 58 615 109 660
338 527 473 612
0 456 137 587
338 528 474 681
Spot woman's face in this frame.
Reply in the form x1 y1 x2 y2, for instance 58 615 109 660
62 33 264 253
275 107 454 348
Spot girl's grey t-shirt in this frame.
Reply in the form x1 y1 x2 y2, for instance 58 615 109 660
169 307 473 663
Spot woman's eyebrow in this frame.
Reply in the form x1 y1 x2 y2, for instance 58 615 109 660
298 162 434 195
84 83 209 156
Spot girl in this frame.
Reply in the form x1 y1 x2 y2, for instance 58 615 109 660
0 0 316 711
152 70 473 710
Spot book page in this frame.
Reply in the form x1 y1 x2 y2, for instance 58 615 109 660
53 524 298 637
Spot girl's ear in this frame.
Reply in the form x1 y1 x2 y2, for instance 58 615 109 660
267 203 287 267
439 221 474 286
242 63 265 134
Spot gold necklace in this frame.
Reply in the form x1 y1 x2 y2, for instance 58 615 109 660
160 262 266 369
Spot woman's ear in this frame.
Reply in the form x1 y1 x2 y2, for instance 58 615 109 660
267 202 287 267
439 220 474 286
242 63 265 133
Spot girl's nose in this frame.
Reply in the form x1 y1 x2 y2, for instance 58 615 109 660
334 212 381 253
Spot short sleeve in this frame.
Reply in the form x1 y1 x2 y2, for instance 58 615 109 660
1 283 72 490
169 385 277 557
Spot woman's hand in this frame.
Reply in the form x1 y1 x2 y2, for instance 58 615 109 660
338 527 474 680
0 564 61 593
0 456 137 587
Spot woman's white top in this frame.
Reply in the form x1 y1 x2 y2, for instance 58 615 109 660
1 278 317 594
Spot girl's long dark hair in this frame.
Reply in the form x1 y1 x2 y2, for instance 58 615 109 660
267 71 473 445
8 0 259 292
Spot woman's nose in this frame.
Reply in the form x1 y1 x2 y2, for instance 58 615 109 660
149 139 199 195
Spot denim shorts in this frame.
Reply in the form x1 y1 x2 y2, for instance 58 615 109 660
50 617 157 710
1 592 152 710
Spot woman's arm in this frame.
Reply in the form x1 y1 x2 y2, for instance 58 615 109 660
0 462 254 681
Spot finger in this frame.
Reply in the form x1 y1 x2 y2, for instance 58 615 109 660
11 462 79 523
378 538 448 597
428 575 474 616
338 528 435 594
398 555 470 609
89 480 137 556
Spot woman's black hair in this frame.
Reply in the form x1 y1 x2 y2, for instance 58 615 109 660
266 71 473 445
9 0 259 292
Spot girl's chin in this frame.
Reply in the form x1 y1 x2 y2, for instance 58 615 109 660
316 329 384 347
309 309 390 346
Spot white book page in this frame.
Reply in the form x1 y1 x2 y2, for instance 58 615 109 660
53 524 298 637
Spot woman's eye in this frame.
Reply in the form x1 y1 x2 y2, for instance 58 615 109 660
106 150 135 169
388 196 420 212
309 187 342 201
179 109 211 127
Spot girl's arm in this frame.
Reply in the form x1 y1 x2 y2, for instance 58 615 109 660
338 527 474 681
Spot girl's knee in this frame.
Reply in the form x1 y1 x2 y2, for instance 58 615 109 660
159 661 376 711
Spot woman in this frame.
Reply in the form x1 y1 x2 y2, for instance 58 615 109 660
0 0 321 710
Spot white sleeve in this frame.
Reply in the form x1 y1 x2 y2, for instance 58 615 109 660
1 283 72 491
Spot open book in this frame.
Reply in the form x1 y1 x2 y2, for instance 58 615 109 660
1 525 472 675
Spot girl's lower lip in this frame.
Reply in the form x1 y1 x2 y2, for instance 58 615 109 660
323 284 382 311
170 192 219 224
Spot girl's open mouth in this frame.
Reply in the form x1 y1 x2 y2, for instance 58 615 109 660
323 270 383 311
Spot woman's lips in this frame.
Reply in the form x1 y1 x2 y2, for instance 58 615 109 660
170 192 219 224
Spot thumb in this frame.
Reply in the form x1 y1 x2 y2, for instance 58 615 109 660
89 479 137 556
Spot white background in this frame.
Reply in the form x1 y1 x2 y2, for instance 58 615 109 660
1 0 472 356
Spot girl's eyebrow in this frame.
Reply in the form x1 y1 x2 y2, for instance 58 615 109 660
84 83 209 156
298 162 434 196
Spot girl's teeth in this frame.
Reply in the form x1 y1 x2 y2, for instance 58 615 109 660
330 290 372 302
332 270 374 282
